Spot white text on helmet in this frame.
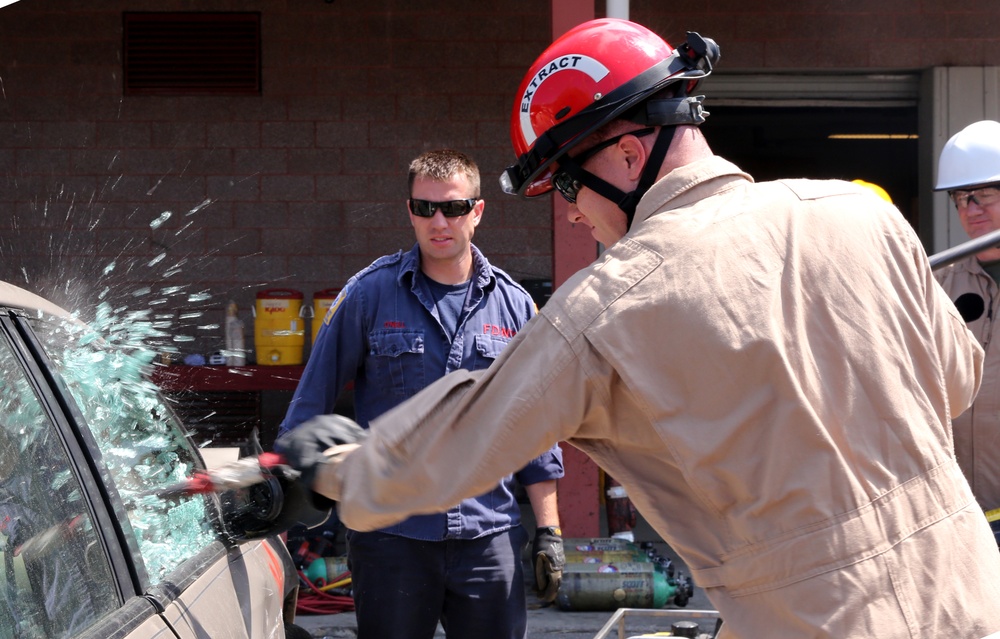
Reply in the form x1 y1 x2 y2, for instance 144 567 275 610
519 55 610 146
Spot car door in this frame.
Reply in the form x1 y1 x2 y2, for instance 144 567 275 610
1 296 294 638
0 305 173 638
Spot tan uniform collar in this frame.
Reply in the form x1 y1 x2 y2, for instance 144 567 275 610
633 155 753 227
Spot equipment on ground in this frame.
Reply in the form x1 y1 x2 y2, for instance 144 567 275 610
559 538 693 612
565 549 652 564
591 608 722 639
303 556 350 587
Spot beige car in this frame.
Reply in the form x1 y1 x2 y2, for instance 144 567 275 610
0 280 307 639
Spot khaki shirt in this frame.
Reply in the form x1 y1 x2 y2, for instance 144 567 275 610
936 257 1000 509
320 156 1000 637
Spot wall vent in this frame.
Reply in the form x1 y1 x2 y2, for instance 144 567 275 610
123 12 261 95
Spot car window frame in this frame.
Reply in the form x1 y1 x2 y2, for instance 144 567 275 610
0 306 139 602
0 301 299 638
15 306 231 579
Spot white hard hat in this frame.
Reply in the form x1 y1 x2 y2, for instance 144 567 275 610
935 120 1000 191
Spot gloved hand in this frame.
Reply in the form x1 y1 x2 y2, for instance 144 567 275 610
227 415 366 541
273 414 368 491
531 526 564 603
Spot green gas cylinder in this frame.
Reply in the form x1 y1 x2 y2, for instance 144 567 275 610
564 548 651 565
563 561 661 574
565 537 641 552
304 556 350 586
556 562 677 611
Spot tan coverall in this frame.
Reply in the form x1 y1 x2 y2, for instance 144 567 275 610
936 257 1000 510
319 156 1000 638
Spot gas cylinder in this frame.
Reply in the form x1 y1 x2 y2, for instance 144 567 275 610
564 548 652 564
556 562 678 611
565 537 646 552
564 561 660 574
304 556 350 586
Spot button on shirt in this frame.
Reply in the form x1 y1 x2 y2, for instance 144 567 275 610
281 243 563 540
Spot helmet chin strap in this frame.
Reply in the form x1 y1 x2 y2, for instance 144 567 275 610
558 127 675 229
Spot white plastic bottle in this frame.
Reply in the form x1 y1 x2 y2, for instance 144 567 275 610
225 301 247 366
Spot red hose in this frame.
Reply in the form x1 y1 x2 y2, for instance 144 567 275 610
296 570 355 615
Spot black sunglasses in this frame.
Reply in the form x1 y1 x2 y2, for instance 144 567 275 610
408 198 479 218
552 172 585 205
551 128 656 204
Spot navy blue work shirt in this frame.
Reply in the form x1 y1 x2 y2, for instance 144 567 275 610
281 243 564 541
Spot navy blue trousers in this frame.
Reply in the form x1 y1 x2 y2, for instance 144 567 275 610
346 526 529 639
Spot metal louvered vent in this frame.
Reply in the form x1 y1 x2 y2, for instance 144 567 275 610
124 12 261 95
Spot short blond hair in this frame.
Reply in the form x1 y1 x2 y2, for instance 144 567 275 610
408 149 480 197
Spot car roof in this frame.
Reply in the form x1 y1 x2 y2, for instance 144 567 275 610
0 279 74 320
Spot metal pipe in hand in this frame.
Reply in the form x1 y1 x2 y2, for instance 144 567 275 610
929 228 1000 270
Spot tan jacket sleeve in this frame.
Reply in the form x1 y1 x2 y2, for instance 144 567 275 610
315 315 597 532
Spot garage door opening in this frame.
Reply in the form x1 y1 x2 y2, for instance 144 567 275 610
701 106 919 230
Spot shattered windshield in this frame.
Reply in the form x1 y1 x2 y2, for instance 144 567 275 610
26 303 215 583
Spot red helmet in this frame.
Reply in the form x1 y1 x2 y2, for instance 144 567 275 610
500 19 719 198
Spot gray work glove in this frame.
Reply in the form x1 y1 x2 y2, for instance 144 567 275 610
273 414 368 492
532 526 564 603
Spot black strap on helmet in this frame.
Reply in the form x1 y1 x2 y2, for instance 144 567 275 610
556 125 677 228
627 126 674 221
635 95 709 127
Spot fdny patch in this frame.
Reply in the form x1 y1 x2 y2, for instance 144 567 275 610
483 324 516 339
323 285 349 326
519 54 610 146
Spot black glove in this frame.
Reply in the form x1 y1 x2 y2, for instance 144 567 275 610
532 526 564 603
273 414 368 490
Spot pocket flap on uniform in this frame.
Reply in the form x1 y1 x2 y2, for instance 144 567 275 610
369 330 424 357
474 333 509 359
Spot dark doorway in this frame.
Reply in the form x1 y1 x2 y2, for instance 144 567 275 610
701 106 919 230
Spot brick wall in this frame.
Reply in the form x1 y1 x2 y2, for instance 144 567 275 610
0 0 553 359
1 0 999 360
632 0 1000 69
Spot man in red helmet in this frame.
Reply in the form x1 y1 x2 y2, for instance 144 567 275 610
276 19 1000 638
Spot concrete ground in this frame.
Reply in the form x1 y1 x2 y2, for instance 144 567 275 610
294 604 721 639
291 508 719 639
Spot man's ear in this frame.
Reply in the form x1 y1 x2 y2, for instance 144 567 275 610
619 133 649 182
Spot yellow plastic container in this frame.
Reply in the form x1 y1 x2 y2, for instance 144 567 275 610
311 288 342 345
254 288 305 365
